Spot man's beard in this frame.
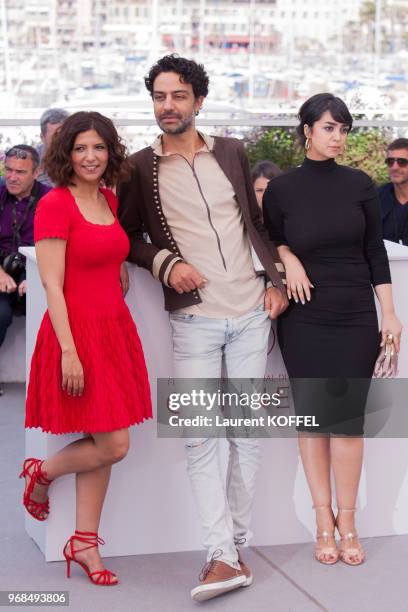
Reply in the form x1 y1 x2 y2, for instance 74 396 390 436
158 113 193 135
392 175 408 186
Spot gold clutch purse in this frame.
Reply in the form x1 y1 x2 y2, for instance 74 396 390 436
373 333 399 378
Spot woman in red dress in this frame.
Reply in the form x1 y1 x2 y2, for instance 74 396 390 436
21 111 152 586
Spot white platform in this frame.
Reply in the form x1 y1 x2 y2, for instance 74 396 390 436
20 242 408 561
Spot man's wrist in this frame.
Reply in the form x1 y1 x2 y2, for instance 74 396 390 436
266 281 278 290
266 280 282 290
165 257 183 287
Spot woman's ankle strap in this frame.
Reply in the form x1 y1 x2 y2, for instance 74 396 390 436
73 530 105 546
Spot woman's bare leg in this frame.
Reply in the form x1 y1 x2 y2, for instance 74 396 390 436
24 429 129 518
62 430 130 579
65 464 113 578
47 429 130 478
330 437 363 514
298 434 337 562
331 436 364 563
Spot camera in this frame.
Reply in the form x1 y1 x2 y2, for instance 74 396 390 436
2 252 26 281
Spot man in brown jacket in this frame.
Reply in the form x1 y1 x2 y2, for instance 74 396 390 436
118 55 287 602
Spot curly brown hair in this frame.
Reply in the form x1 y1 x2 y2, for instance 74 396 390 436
43 111 128 188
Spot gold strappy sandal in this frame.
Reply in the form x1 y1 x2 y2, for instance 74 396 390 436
336 507 365 566
313 505 339 565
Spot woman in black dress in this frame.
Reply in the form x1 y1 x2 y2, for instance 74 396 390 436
263 94 402 566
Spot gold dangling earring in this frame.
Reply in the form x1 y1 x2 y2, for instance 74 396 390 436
305 138 310 151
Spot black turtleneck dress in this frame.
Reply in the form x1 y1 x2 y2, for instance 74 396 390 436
263 157 391 434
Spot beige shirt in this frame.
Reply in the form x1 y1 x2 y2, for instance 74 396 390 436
151 132 265 318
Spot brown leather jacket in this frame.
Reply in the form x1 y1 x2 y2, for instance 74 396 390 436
117 136 285 311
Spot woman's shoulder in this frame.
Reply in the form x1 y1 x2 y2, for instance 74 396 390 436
335 164 373 185
273 166 302 183
264 166 302 197
36 186 74 212
37 185 73 204
34 187 73 240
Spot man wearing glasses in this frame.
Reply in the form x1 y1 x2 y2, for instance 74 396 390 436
379 138 408 246
0 145 50 364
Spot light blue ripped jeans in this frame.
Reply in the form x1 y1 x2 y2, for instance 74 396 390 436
169 304 270 568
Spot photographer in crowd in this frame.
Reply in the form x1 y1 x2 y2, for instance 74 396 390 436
0 145 50 349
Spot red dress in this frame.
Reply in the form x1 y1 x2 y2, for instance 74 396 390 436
26 187 152 434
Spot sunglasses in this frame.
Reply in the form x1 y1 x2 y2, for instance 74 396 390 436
5 147 30 160
385 157 408 168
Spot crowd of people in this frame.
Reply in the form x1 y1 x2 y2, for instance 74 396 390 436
0 54 405 601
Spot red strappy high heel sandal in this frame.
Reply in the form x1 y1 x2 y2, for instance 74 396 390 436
63 530 119 586
19 458 53 521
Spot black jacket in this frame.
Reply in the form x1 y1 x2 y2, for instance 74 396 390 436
378 182 408 246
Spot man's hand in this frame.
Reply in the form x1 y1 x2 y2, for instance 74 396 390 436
168 262 207 294
264 286 289 319
0 268 17 293
18 280 27 297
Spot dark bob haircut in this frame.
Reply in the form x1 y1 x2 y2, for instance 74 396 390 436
145 54 209 99
251 160 282 183
43 111 127 188
297 93 353 146
388 138 408 152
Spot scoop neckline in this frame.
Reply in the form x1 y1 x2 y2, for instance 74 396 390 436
66 187 117 228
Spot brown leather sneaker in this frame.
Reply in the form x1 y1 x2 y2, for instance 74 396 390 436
191 559 246 602
238 554 253 587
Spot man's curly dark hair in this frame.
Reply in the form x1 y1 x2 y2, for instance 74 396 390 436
145 55 209 99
